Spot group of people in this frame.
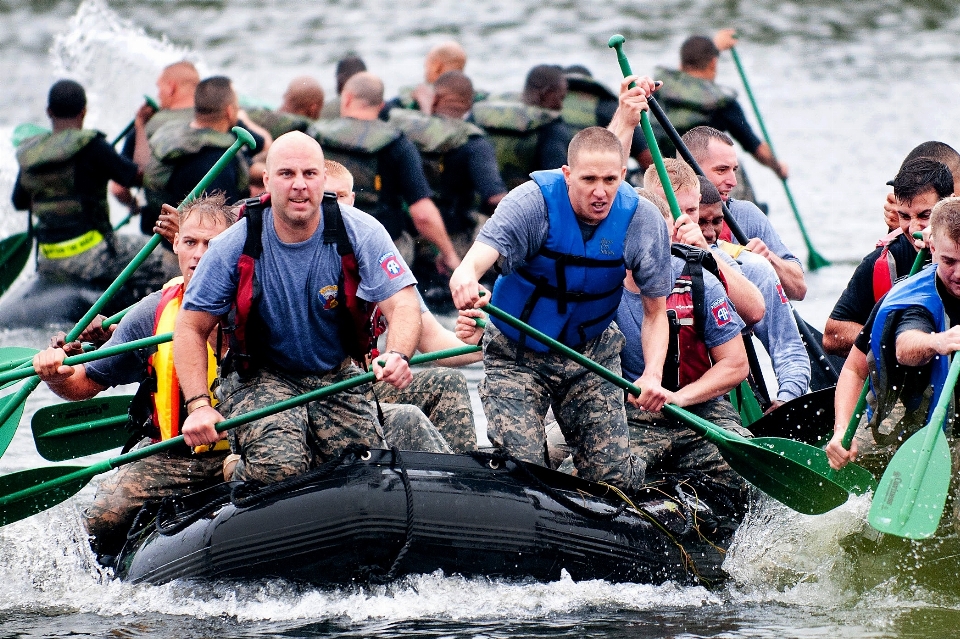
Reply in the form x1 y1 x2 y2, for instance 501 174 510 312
13 30 880 562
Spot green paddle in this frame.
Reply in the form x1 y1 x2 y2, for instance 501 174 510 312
32 395 135 462
0 345 480 527
608 34 768 426
0 348 41 374
0 127 256 460
479 299 874 514
0 232 32 297
868 353 958 539
728 45 829 271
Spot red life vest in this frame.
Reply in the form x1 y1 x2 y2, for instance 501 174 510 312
872 228 902 303
222 193 381 377
662 244 728 392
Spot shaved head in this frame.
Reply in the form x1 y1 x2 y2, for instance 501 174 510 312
425 41 467 83
342 71 384 108
266 131 324 171
281 76 325 119
160 61 200 87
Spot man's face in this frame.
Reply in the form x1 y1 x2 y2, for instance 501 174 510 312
561 150 626 225
156 74 175 109
174 214 228 286
701 139 739 200
698 201 725 244
675 186 701 221
325 174 355 207
933 232 960 299
264 136 326 230
896 188 941 244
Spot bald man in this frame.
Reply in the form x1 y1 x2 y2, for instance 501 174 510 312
310 71 461 275
381 40 469 117
177 131 424 485
387 71 506 258
247 76 325 140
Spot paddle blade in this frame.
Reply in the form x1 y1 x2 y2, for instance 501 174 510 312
32 395 134 461
748 387 835 446
0 348 39 373
0 466 89 526
753 436 877 496
11 123 49 148
0 233 31 296
716 435 851 515
0 390 27 459
869 426 951 539
807 248 831 272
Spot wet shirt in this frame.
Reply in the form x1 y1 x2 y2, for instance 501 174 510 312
438 135 506 230
617 255 745 383
726 198 800 266
477 180 673 299
830 232 922 325
84 291 162 388
377 135 434 229
709 100 762 154
183 204 417 374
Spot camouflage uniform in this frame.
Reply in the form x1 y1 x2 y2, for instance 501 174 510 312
379 403 452 453
627 399 751 497
220 363 385 484
479 322 645 490
84 439 227 556
374 367 477 452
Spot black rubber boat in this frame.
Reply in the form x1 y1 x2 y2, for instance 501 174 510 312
0 271 136 328
115 447 743 586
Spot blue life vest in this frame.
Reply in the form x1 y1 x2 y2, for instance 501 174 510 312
869 264 948 423
489 169 638 352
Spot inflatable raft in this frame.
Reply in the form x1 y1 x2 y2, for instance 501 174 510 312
0 272 137 328
115 447 744 586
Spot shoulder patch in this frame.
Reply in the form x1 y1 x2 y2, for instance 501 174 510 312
378 251 405 280
775 282 789 304
711 298 732 327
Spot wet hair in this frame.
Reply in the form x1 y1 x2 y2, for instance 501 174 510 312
642 158 699 195
930 197 960 245
47 79 86 118
892 158 954 206
680 35 720 71
902 141 960 187
564 64 592 77
194 76 236 116
324 159 354 191
179 191 236 228
567 126 623 166
698 175 722 205
680 126 734 163
342 72 384 107
523 64 566 106
335 55 367 94
635 187 671 223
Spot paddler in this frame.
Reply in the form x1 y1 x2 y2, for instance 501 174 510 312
381 40 469 116
31 193 235 563
825 157 953 356
177 132 422 485
449 75 671 493
246 76 325 141
318 55 367 121
826 197 960 485
11 79 175 307
881 142 960 233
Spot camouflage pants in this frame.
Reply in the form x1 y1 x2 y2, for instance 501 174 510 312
37 234 179 310
479 322 644 491
83 438 226 557
374 367 477 452
220 363 384 484
379 403 452 453
627 399 750 497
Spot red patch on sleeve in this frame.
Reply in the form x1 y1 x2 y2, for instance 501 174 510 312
378 252 405 280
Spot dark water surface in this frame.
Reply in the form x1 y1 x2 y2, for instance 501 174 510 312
1 0 960 636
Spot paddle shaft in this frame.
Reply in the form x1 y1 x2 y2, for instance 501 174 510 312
0 332 172 386
0 346 479 510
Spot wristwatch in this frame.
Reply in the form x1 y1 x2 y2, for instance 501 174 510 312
387 350 410 363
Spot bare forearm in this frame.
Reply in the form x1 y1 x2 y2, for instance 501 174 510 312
673 358 747 407
606 109 637 162
823 319 862 356
770 255 807 300
174 310 219 399
418 314 482 366
833 350 869 434
896 330 940 367
408 198 459 265
714 256 764 325
46 365 106 401
640 298 668 382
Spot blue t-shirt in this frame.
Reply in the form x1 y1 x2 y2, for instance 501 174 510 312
477 180 673 299
84 290 162 388
617 255 745 383
183 204 417 374
727 198 801 267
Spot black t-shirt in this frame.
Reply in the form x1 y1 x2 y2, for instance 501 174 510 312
710 100 762 154
535 120 575 172
830 233 923 325
12 133 139 212
436 135 506 232
375 134 434 235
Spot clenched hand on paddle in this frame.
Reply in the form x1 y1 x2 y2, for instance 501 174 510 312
0 127 256 460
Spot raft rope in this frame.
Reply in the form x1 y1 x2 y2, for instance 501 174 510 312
371 446 416 584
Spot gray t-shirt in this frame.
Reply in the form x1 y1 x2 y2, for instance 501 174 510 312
476 179 673 298
617 255 745 383
183 204 417 374
85 291 163 388
727 198 801 267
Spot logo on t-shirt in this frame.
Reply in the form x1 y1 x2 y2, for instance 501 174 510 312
318 284 339 310
711 299 731 327
379 252 405 280
775 282 788 304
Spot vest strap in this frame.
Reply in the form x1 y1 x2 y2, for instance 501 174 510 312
38 229 104 259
